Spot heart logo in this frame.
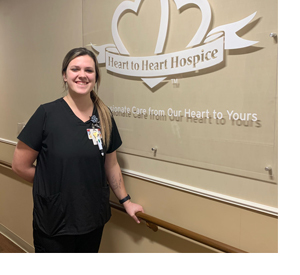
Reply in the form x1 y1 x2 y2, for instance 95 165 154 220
92 0 258 89
110 0 211 88
112 0 211 54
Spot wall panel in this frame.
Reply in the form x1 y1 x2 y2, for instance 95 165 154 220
83 0 278 209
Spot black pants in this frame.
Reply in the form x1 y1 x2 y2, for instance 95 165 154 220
33 226 104 253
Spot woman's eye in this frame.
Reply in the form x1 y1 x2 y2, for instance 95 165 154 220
70 68 94 73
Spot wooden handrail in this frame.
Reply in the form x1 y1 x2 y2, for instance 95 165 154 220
110 201 246 253
1 159 246 253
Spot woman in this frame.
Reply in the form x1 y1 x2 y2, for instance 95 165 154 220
12 47 144 253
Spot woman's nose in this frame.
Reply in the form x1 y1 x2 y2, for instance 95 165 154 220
78 69 87 78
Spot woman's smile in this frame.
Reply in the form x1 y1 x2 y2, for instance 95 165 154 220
76 81 89 85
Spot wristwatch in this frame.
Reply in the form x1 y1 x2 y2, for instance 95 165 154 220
119 194 131 204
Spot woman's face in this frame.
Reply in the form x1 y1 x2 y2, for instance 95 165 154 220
63 55 96 96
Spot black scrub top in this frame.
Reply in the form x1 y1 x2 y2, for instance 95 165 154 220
18 98 122 236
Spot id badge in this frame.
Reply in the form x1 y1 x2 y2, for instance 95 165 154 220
87 129 93 139
87 128 104 155
96 129 104 156
91 129 98 145
96 129 103 150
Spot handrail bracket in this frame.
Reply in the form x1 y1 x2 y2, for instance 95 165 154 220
145 221 158 232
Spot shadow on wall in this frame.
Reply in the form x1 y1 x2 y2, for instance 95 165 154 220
100 209 217 253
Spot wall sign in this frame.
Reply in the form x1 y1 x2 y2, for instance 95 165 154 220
91 0 258 89
82 0 277 183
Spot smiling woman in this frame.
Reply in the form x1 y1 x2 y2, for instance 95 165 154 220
11 47 144 253
61 48 111 146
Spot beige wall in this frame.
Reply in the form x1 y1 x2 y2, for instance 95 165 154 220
0 143 278 253
83 0 278 208
0 0 277 253
0 0 83 141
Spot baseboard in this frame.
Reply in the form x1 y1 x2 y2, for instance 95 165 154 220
0 223 34 253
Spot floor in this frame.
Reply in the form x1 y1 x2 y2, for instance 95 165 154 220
0 233 25 253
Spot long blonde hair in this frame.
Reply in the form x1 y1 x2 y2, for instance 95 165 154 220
62 47 112 148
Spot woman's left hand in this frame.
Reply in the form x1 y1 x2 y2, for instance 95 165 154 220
123 201 144 224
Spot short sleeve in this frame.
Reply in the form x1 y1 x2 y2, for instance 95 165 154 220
17 105 46 152
106 116 122 154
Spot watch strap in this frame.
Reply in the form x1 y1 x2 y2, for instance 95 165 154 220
119 194 131 204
